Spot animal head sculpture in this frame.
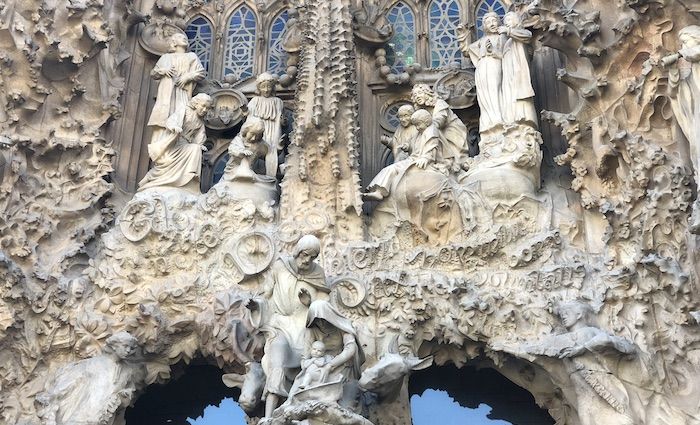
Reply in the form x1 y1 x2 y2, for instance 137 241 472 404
358 352 433 402
222 361 265 413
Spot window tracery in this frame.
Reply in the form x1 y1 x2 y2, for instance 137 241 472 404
224 5 258 80
428 0 462 68
386 2 417 73
185 16 213 73
268 10 289 76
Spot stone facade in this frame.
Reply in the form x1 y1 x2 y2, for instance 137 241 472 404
1 0 700 424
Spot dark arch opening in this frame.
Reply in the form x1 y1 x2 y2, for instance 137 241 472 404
409 364 555 425
125 363 247 425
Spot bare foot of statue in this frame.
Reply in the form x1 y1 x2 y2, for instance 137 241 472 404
363 190 384 201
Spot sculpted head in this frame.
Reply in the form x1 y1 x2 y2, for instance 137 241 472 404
503 11 521 28
679 25 700 50
411 84 437 107
397 104 415 128
293 234 321 272
256 72 278 97
105 331 139 360
310 340 326 358
556 300 594 329
240 117 265 143
483 12 501 34
411 109 433 132
189 93 212 117
169 33 189 53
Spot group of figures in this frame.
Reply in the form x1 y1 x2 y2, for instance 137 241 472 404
220 235 369 424
364 10 543 243
135 9 546 245
138 33 286 205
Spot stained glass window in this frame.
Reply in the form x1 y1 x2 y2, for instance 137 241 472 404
267 10 289 77
185 16 213 73
475 0 507 38
386 2 416 73
224 6 257 80
429 0 462 68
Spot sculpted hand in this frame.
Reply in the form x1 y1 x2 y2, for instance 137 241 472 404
243 149 254 157
298 288 311 307
399 143 409 152
200 145 208 152
244 298 258 311
415 158 429 169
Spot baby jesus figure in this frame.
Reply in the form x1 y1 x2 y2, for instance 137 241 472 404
297 340 334 390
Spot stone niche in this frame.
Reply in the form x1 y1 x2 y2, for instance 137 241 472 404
1 1 700 425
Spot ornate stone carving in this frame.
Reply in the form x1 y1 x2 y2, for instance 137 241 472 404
4 1 700 425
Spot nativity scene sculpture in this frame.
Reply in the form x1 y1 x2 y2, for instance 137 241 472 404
10 3 700 425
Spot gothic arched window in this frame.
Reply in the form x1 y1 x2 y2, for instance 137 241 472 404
475 0 507 38
185 16 213 73
428 0 462 68
268 10 289 76
224 5 258 80
386 2 417 73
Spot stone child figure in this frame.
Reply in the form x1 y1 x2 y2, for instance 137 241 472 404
380 104 418 163
297 340 334 390
146 33 206 162
662 25 700 233
245 235 330 419
501 11 537 128
138 93 212 193
247 72 285 177
35 332 144 425
468 12 506 134
222 117 269 182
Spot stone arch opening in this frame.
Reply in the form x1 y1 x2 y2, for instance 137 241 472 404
408 363 555 425
125 361 247 425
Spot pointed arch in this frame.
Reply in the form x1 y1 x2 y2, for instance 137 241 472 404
267 9 289 76
475 0 507 38
185 15 213 73
428 0 462 68
224 5 258 80
386 1 417 73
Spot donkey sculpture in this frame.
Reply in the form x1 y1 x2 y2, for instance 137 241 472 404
358 352 433 402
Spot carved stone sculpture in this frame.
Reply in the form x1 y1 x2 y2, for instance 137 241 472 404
663 25 700 233
146 33 206 162
246 235 330 419
270 299 366 425
494 301 637 425
247 72 285 178
379 104 417 164
213 117 278 205
467 12 506 134
138 93 212 193
410 84 468 162
501 12 538 128
35 332 144 425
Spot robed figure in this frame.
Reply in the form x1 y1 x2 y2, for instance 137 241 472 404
246 235 330 419
468 12 506 133
146 33 206 162
501 12 538 128
138 94 211 192
248 72 285 177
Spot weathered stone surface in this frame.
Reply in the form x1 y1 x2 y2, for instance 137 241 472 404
2 1 700 424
